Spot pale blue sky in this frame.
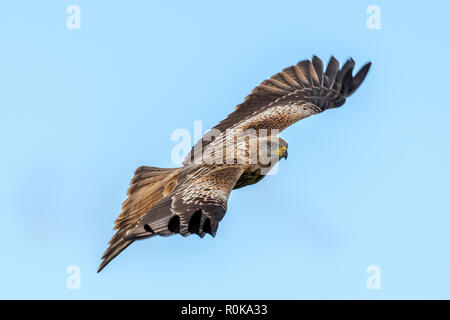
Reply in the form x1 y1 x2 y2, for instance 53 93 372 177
1 1 449 299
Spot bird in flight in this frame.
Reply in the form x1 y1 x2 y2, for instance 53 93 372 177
98 55 371 272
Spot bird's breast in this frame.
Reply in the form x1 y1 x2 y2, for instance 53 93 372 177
233 165 266 190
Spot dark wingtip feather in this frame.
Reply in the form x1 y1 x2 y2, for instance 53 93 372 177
348 62 371 96
297 59 314 86
325 56 340 88
334 58 355 93
312 55 324 86
338 58 355 81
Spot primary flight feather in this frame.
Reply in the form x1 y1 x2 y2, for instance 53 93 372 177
98 55 371 272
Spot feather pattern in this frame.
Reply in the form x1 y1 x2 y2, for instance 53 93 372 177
123 165 245 240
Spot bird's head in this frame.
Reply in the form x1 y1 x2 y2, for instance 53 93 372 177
232 134 288 167
254 136 288 175
262 136 288 163
277 138 288 160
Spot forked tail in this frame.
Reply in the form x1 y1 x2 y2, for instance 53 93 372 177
98 166 180 273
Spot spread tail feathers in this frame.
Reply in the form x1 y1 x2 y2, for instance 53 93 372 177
97 166 180 273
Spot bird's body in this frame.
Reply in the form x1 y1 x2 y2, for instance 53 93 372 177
98 55 371 272
234 165 267 190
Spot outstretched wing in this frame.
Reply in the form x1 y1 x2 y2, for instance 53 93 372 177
185 56 371 163
123 165 245 240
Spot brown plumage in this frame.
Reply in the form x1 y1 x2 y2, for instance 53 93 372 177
98 55 371 272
